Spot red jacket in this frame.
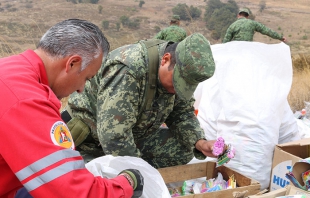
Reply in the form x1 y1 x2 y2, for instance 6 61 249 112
0 50 133 198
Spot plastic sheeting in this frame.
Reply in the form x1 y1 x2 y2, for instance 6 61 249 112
194 41 301 190
85 155 170 198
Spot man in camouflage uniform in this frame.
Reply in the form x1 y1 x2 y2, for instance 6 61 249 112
65 33 217 168
154 15 187 42
223 8 286 43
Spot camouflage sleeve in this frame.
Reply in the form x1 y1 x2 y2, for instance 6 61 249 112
96 63 142 157
165 97 206 159
154 30 165 40
254 21 283 40
68 78 99 135
180 29 187 40
223 25 234 43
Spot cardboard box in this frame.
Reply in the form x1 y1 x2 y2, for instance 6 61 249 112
286 185 310 197
248 186 310 198
157 161 261 197
248 188 287 198
270 138 310 191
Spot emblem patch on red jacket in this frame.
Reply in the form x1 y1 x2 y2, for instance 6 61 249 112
50 121 75 150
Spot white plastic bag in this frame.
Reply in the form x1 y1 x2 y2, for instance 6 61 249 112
194 41 300 190
85 155 170 198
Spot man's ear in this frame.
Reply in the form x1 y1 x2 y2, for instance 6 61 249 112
160 53 171 66
65 55 82 73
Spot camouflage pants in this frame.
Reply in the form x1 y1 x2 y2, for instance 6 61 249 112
136 127 194 168
77 128 194 167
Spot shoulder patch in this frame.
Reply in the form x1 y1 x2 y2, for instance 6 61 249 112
50 121 75 150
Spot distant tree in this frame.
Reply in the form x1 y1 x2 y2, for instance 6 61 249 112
259 0 266 12
90 0 99 3
226 0 238 13
128 18 140 29
204 0 223 20
204 0 238 41
102 20 109 30
172 4 190 20
120 15 129 26
119 16 140 29
189 5 202 19
67 0 77 3
172 3 201 21
98 5 103 14
139 0 145 8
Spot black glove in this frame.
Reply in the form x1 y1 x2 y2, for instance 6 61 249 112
119 169 144 198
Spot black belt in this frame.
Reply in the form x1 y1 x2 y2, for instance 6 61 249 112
61 109 72 123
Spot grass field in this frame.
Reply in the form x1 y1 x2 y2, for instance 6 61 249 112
0 0 309 112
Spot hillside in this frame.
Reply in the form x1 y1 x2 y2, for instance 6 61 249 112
0 0 309 56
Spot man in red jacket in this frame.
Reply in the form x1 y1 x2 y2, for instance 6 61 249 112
0 19 143 198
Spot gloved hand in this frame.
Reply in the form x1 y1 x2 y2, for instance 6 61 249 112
118 169 144 198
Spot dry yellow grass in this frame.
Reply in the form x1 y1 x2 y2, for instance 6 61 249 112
288 54 310 112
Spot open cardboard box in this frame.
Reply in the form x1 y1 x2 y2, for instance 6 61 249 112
249 185 310 198
286 185 310 197
157 161 261 198
290 159 310 190
270 138 310 191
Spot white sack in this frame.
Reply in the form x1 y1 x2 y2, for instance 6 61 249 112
85 155 170 198
194 41 300 190
296 118 310 139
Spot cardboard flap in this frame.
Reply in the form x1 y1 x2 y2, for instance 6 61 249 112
278 138 310 147
217 166 253 186
286 185 310 197
248 188 287 198
292 161 310 185
158 162 208 184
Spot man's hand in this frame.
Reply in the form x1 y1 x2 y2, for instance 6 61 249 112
195 139 217 158
119 169 144 198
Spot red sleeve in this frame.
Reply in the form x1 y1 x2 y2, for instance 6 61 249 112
0 97 133 198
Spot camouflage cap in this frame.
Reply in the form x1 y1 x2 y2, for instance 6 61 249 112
171 15 181 22
238 8 250 15
173 33 215 100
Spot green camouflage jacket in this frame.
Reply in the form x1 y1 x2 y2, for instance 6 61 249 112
68 41 206 159
154 24 187 42
223 17 283 43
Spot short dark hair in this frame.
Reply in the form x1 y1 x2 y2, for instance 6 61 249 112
170 20 179 25
239 12 249 17
164 42 178 71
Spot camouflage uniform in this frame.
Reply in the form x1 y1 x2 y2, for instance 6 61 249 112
223 17 283 43
68 33 215 168
154 24 187 42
